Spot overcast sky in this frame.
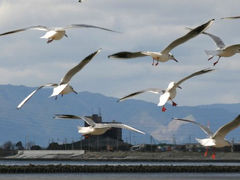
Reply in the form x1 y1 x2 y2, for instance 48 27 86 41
0 0 240 106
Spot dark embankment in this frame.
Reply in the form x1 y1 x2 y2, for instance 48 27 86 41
0 165 240 173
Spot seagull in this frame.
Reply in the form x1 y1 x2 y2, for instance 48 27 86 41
108 19 214 66
0 24 118 43
202 31 240 66
117 68 214 112
17 49 101 109
54 114 145 136
173 115 240 159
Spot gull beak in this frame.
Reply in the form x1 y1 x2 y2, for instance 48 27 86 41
177 85 182 89
172 56 178 62
73 90 78 94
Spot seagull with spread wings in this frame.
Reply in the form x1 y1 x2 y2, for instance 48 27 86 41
108 19 214 66
118 68 214 112
0 24 117 43
173 115 240 159
202 31 240 66
54 114 145 136
17 49 101 109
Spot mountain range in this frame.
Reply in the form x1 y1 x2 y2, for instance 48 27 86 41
0 84 239 147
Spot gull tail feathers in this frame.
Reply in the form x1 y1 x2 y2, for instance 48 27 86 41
205 50 219 56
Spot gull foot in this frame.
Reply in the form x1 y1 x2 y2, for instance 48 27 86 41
172 102 177 106
162 106 166 112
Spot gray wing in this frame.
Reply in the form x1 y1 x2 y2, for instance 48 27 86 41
221 16 240 20
202 31 225 49
60 49 101 84
64 24 119 33
173 118 213 137
0 25 49 36
108 51 148 59
161 19 215 54
102 123 145 134
213 115 240 139
185 27 225 49
54 114 96 126
118 88 162 102
224 44 240 52
17 83 57 110
176 68 214 86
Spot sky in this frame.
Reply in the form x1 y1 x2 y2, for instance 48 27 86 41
0 0 240 106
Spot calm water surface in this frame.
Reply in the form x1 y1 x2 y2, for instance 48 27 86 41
1 160 240 166
0 173 240 180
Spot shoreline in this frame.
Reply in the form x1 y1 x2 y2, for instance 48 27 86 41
0 164 239 173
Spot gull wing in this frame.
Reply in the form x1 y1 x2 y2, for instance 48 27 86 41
60 49 101 84
173 118 214 137
224 44 240 52
202 32 225 49
185 27 225 49
118 88 162 102
64 24 119 33
158 92 170 106
213 115 240 139
101 123 145 134
161 19 214 54
17 83 57 110
54 114 96 126
0 25 49 36
221 16 240 20
108 51 147 59
176 68 214 86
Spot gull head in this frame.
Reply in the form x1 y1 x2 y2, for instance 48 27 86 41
167 82 176 90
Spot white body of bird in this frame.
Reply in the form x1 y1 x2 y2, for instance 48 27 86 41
40 29 66 42
196 138 231 148
158 82 177 107
78 126 110 135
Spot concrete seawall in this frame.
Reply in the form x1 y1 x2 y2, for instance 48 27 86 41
0 165 239 173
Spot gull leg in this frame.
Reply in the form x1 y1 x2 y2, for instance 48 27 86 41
204 147 208 157
213 56 221 66
211 147 216 160
162 106 167 112
47 38 53 43
152 58 155 66
208 56 214 61
55 96 58 100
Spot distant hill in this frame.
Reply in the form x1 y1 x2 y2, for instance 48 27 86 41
0 84 239 147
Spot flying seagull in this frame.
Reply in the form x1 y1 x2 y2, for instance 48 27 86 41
202 31 240 66
185 27 240 66
0 24 118 43
117 68 214 112
17 49 101 109
54 114 145 136
108 19 214 66
173 115 240 159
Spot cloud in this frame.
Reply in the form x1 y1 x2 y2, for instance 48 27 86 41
0 0 240 106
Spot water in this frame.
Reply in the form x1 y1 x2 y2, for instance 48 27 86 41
0 160 240 166
0 173 240 180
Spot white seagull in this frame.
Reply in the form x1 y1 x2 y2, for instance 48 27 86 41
202 31 240 66
118 68 214 112
173 115 240 159
0 24 117 43
54 114 145 136
108 19 214 66
17 49 101 109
